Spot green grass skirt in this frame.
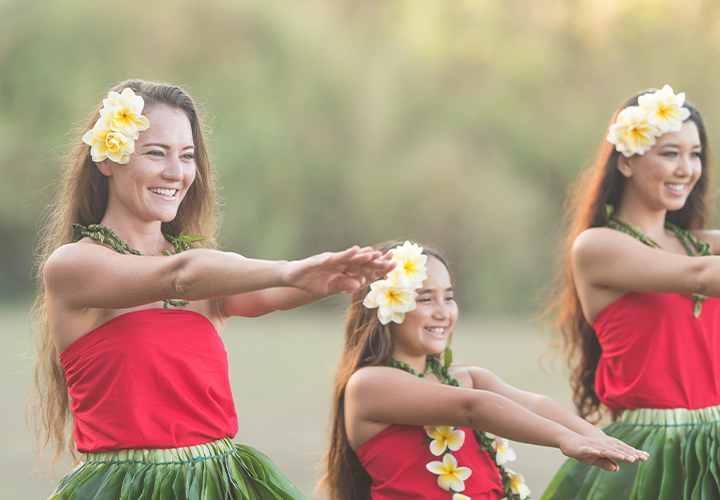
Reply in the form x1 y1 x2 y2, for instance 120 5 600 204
541 405 720 500
49 438 308 500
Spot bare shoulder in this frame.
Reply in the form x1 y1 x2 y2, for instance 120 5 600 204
449 365 500 390
572 227 631 254
692 229 720 255
346 366 422 396
44 240 112 284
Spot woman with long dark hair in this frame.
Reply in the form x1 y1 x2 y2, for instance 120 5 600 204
320 241 646 500
542 85 720 499
33 79 395 499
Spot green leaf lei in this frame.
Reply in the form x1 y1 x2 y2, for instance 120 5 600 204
605 205 710 318
388 347 525 500
73 223 206 310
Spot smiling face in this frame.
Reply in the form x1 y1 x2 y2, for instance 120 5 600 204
389 256 458 360
97 104 196 224
618 119 702 212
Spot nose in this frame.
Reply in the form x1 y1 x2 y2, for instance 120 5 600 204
433 300 451 320
162 156 184 181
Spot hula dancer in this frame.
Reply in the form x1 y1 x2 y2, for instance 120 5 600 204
542 85 720 499
32 79 396 499
320 241 647 500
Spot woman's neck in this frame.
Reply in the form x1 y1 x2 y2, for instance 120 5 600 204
614 195 667 241
98 214 170 256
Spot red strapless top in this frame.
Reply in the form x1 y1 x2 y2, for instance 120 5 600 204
59 309 238 453
357 425 504 500
593 293 720 413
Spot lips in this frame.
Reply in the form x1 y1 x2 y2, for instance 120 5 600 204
424 327 447 339
148 188 178 197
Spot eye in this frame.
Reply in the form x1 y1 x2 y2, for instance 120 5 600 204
445 296 455 302
662 151 678 157
418 297 432 303
145 150 164 157
692 151 702 158
182 153 195 160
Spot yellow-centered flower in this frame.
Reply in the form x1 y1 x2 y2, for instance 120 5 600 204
505 468 531 500
638 84 690 134
492 437 516 465
425 426 466 456
452 494 471 500
82 127 134 164
101 88 150 139
426 453 472 492
606 106 658 157
363 280 418 325
387 241 428 289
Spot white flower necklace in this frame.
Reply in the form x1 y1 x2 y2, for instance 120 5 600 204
388 351 531 500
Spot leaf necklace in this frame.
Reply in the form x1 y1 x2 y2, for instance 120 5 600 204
387 347 527 500
605 204 710 318
73 223 206 309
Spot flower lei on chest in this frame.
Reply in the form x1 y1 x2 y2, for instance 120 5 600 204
82 88 150 164
363 242 530 499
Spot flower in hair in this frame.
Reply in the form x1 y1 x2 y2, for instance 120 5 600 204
82 128 134 164
426 453 472 492
606 106 658 157
388 241 428 289
638 85 691 134
82 88 149 164
425 426 466 456
100 88 150 139
363 280 418 325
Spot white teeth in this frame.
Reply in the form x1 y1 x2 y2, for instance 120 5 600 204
426 327 445 335
149 188 177 197
666 183 685 192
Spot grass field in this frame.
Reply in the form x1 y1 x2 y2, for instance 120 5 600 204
0 301 576 499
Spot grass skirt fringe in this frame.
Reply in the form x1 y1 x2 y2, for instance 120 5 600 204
541 405 720 500
49 438 308 500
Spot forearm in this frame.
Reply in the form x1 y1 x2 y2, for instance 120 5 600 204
221 288 331 318
172 249 290 300
524 395 605 439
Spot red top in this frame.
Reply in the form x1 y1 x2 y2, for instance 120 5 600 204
594 293 720 413
357 424 504 500
60 309 238 453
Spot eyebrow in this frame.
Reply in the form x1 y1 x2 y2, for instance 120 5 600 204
140 142 195 151
417 287 454 294
659 143 702 149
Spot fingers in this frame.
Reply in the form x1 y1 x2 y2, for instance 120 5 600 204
594 458 620 473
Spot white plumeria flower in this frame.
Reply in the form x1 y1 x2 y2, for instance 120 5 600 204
424 426 466 456
82 127 135 164
100 88 150 139
505 468 531 500
387 241 428 289
363 280 418 325
492 438 516 465
426 453 472 492
638 84 691 134
453 494 471 500
606 106 658 157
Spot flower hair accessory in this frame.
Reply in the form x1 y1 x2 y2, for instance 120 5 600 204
363 241 428 325
82 88 150 164
606 84 691 157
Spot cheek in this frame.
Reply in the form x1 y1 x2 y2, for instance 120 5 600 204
184 163 197 187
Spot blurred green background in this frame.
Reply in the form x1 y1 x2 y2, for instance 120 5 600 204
3 0 720 497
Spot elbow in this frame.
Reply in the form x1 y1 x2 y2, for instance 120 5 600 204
692 259 713 295
464 391 496 430
169 252 198 299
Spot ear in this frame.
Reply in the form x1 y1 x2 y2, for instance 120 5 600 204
94 159 112 177
616 154 633 178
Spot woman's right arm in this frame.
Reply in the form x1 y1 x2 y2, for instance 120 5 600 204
44 242 391 311
345 367 645 472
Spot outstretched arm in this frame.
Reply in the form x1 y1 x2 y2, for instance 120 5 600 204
346 367 647 472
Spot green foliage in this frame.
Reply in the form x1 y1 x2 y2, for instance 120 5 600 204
3 0 720 312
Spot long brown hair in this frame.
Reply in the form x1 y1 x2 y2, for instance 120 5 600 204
30 80 220 468
549 90 714 422
319 241 451 500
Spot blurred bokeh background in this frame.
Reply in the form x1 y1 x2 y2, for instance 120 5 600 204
3 0 720 497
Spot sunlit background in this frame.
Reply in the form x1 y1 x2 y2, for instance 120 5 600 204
2 0 720 497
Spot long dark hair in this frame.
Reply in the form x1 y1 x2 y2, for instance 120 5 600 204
548 90 713 421
319 241 451 500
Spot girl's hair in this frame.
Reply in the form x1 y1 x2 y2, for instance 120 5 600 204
320 241 451 500
548 91 713 421
30 80 220 468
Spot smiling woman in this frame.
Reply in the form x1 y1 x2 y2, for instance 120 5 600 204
31 79 396 500
542 86 720 500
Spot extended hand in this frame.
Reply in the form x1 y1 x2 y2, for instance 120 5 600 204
284 246 396 295
559 434 649 472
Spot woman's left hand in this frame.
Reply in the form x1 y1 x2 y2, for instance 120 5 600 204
284 246 396 295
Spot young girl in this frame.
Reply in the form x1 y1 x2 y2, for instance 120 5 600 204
33 80 395 499
542 85 720 500
321 241 647 500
